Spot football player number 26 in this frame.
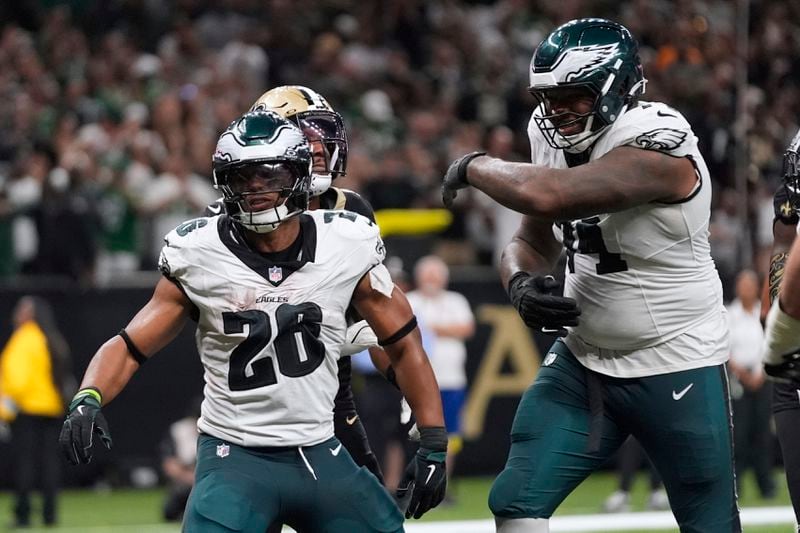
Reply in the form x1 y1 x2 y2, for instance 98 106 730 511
223 303 325 391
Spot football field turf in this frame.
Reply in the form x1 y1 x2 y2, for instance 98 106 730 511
0 470 793 532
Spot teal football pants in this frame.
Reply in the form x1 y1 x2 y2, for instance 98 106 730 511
489 341 740 533
183 434 404 533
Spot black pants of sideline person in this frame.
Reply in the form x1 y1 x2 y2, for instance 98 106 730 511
11 414 62 526
732 381 775 498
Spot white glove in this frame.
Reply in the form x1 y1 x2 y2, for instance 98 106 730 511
762 302 800 366
340 320 378 356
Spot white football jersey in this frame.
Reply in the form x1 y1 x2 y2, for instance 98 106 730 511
159 210 385 446
528 101 729 377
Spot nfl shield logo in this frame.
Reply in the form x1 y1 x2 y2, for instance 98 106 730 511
268 266 283 283
216 443 230 458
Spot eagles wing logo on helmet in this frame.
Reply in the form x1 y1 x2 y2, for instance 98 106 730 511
555 43 621 83
634 128 687 151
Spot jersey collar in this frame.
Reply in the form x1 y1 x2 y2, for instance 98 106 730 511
218 214 317 286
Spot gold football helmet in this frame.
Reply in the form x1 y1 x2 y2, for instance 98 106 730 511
251 86 347 195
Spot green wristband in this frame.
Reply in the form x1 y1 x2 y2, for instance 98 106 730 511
74 387 102 405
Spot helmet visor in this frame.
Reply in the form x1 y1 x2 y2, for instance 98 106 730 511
299 113 348 177
227 163 297 200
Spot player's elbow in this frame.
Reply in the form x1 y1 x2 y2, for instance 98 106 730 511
518 189 563 220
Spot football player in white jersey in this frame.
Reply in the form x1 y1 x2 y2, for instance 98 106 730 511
59 110 448 532
761 127 800 529
443 18 739 533
208 86 388 492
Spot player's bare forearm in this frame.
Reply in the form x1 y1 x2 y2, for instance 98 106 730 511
353 275 445 427
81 278 191 403
779 235 800 319
467 147 696 221
80 338 141 403
768 252 789 305
368 346 391 376
383 331 444 428
499 216 562 288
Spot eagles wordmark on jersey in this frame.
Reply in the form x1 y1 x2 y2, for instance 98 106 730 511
159 209 385 447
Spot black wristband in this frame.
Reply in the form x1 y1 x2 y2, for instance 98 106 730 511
418 426 448 452
118 328 147 365
507 271 531 297
457 151 487 185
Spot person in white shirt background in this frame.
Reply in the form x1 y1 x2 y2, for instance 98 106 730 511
406 255 475 501
727 269 776 499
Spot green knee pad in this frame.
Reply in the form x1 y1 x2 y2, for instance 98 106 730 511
489 466 533 518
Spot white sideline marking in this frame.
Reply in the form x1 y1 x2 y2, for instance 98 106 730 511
405 506 796 532
20 506 796 533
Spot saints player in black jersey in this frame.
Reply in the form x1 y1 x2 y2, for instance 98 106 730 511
761 127 800 528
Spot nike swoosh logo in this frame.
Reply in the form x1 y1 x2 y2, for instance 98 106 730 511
77 406 86 415
425 464 436 484
657 110 677 118
206 203 222 214
330 443 343 456
672 383 694 400
345 415 358 425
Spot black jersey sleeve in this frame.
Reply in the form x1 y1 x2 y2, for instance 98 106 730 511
774 185 800 226
342 190 376 222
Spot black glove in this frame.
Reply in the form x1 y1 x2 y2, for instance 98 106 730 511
59 389 113 465
764 351 800 383
442 151 486 208
508 272 581 336
396 426 447 519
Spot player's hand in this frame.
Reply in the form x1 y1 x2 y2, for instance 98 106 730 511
442 151 486 208
396 426 447 519
764 351 800 383
59 389 113 465
508 272 581 336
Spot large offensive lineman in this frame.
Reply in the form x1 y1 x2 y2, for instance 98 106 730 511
761 127 800 528
59 110 447 532
443 19 738 533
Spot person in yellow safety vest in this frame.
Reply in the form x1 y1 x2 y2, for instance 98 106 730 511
0 296 74 528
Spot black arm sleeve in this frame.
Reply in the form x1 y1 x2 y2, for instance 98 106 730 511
343 190 376 223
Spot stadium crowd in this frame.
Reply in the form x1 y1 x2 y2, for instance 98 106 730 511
0 0 798 295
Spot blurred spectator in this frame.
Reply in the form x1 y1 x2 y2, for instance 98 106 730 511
33 167 98 284
159 397 201 522
710 188 745 298
0 296 74 528
406 255 474 501
602 437 668 513
0 1 797 282
726 269 776 499
139 154 216 266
